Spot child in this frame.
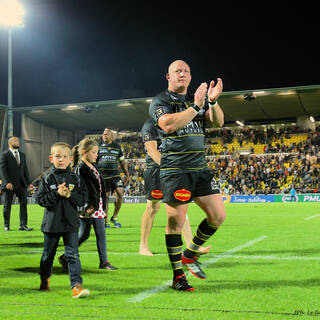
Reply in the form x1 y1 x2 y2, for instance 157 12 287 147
59 138 117 270
36 142 90 298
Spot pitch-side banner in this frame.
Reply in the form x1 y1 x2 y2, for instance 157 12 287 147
274 194 320 203
222 195 274 203
222 194 320 203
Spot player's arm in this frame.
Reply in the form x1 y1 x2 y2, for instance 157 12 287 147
158 109 198 134
205 102 224 128
120 158 130 182
144 140 161 165
158 83 208 134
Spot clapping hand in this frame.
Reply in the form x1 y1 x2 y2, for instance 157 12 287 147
57 182 71 198
207 78 223 103
194 82 208 108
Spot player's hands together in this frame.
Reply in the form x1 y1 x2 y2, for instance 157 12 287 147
207 78 223 103
194 82 208 108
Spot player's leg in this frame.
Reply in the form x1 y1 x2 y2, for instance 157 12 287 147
182 194 225 279
110 182 124 228
139 200 161 256
104 189 111 228
165 202 194 291
181 214 212 255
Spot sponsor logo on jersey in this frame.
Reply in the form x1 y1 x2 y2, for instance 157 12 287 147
174 189 191 201
151 189 163 199
68 184 75 191
155 106 165 119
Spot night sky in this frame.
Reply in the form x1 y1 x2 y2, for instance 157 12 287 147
0 0 318 107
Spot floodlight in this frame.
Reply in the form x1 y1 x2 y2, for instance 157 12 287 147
0 0 25 27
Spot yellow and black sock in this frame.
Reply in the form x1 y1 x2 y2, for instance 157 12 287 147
184 219 218 258
165 233 184 278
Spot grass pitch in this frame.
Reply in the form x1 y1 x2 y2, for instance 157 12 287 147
0 202 320 320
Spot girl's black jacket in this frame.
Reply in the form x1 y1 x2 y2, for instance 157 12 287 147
36 166 88 233
73 161 106 212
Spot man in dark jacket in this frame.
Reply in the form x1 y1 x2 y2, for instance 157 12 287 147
36 142 90 298
0 136 34 231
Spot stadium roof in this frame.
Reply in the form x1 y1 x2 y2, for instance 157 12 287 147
15 85 320 132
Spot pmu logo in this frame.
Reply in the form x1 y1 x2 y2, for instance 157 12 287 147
282 195 299 202
151 190 163 199
174 189 191 202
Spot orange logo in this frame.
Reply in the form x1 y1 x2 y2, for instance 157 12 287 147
151 190 163 199
174 189 191 201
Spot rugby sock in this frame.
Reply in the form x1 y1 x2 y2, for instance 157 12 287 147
165 233 184 278
183 219 218 259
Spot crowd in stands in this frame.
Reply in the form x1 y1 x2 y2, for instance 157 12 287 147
117 125 320 196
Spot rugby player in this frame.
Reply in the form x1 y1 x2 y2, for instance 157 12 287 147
97 128 130 228
149 60 226 291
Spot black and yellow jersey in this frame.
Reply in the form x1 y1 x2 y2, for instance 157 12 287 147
97 141 124 179
149 89 208 177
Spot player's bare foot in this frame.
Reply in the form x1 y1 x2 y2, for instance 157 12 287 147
139 248 154 256
197 245 212 255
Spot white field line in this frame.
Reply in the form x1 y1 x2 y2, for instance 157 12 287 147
304 214 320 221
127 235 268 303
218 254 320 261
202 235 268 267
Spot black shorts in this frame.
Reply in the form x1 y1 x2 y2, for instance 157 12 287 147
104 176 124 193
160 170 220 204
144 166 163 201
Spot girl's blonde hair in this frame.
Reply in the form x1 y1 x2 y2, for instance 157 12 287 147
72 138 99 167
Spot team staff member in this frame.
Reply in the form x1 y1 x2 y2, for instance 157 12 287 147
149 60 226 291
0 136 34 231
97 128 130 228
139 118 211 257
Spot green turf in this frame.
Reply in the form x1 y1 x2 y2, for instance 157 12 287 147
0 202 320 320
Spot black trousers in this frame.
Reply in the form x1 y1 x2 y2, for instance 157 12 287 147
3 186 28 228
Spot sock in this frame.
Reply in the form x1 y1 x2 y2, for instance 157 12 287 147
183 219 218 258
165 233 184 279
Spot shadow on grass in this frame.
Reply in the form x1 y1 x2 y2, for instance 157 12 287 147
0 285 154 297
200 278 320 292
0 242 43 248
11 266 120 275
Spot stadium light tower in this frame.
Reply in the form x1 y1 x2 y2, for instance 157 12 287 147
0 0 25 137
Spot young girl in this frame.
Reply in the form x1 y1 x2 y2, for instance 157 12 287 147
59 138 117 270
